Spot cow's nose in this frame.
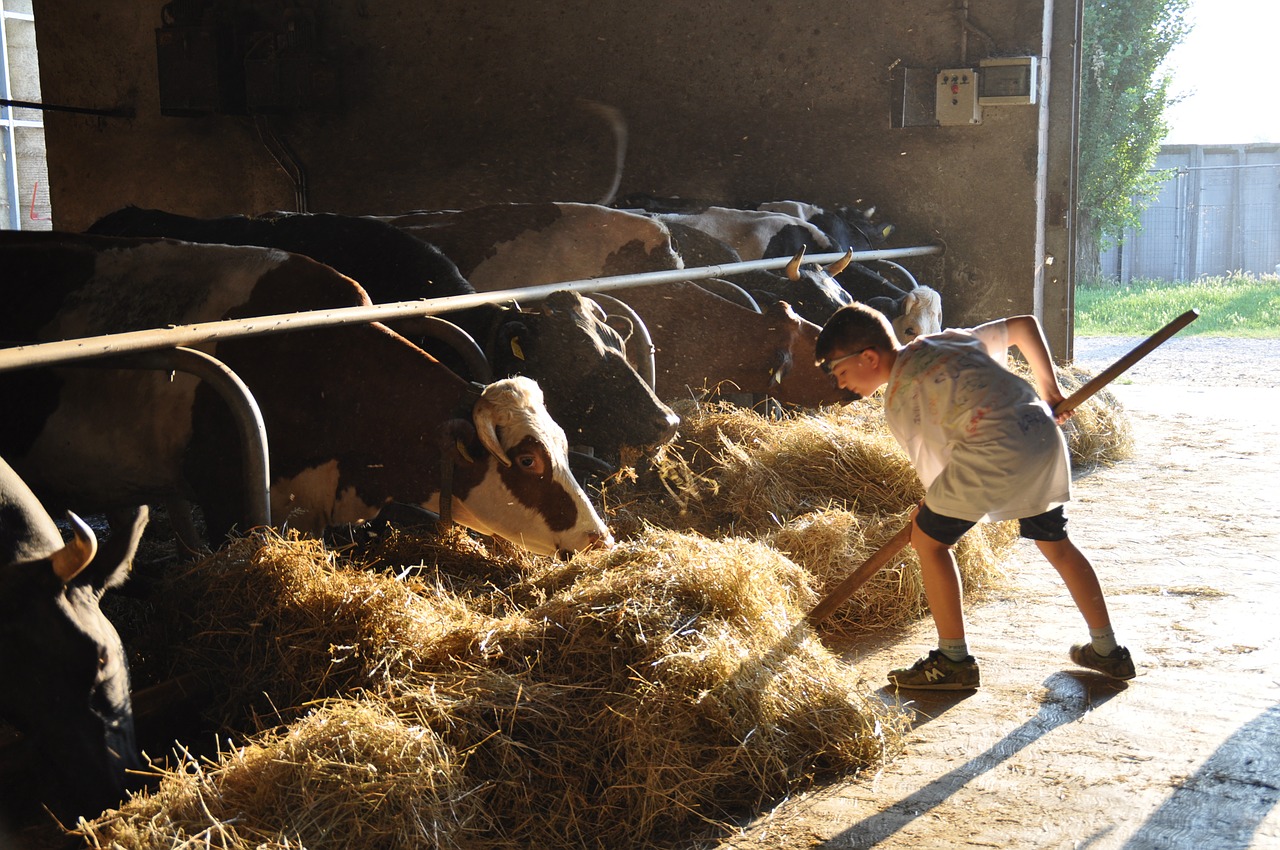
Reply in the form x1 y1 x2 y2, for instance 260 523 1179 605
656 412 680 444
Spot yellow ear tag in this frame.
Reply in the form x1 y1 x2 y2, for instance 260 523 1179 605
510 337 525 360
455 440 476 464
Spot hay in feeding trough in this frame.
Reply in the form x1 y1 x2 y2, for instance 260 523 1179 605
81 527 907 850
607 399 923 540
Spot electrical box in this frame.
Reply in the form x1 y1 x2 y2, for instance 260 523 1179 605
978 56 1038 105
936 69 981 125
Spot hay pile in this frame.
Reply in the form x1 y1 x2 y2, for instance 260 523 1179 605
1055 364 1135 468
75 366 1132 849
604 400 1019 631
81 529 907 850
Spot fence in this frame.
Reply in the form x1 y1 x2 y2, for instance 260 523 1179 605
1099 144 1280 282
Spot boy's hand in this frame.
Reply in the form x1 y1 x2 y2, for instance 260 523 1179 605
1045 386 1073 424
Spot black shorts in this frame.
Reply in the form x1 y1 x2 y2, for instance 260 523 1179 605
915 503 1069 546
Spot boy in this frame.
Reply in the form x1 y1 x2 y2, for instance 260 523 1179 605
815 303 1135 689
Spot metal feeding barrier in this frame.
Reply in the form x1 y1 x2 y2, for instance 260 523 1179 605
0 243 944 529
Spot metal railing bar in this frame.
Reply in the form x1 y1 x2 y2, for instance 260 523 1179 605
0 244 943 372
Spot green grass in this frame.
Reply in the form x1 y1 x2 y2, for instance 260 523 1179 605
1075 272 1280 338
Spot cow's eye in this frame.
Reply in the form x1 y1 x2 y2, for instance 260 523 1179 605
514 451 548 475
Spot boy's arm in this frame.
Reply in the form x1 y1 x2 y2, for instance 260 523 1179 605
1003 315 1070 418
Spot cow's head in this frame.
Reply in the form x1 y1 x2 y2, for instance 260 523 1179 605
489 291 679 458
448 376 614 557
756 301 858 408
0 460 146 819
893 285 943 343
778 248 857 323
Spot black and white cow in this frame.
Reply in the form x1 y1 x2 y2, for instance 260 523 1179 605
753 201 942 342
388 202 686 292
635 201 942 343
0 231 611 557
86 207 679 460
661 220 855 324
0 456 148 819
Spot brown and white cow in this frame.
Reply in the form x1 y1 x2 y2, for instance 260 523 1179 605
386 203 850 407
86 207 679 461
600 282 853 409
0 232 611 557
0 456 148 820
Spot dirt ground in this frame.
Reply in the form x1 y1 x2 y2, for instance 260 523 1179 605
711 335 1280 850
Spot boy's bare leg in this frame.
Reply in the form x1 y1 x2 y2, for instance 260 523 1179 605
911 521 967 641
1036 536 1111 629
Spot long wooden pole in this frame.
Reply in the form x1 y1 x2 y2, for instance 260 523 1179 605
805 308 1200 627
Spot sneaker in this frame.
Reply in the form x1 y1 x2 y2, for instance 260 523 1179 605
1069 644 1136 680
887 649 980 690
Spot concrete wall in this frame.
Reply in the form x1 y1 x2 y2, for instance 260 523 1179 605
31 0 1079 352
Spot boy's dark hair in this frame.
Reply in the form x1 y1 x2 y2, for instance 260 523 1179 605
815 303 896 361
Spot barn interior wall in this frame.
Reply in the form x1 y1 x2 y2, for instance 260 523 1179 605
31 0 1076 345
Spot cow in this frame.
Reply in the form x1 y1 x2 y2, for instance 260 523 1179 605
636 201 942 343
598 282 853 409
86 207 679 461
662 220 855 324
0 231 612 557
389 202 685 292
651 206 835 263
749 201 943 342
0 456 148 820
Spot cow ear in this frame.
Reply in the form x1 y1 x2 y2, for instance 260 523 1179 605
50 513 97 584
440 418 482 464
496 321 532 362
770 349 794 387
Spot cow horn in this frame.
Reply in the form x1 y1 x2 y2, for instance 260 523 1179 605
785 247 807 281
50 512 98 583
825 248 854 276
472 396 512 467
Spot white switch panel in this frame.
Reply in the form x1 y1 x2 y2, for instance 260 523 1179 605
936 68 981 125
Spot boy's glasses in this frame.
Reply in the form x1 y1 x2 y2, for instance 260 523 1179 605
816 348 871 376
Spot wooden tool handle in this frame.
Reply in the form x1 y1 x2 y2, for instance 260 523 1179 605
1054 308 1199 416
804 308 1201 627
805 522 913 626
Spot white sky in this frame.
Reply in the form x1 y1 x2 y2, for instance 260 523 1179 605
1160 0 1280 144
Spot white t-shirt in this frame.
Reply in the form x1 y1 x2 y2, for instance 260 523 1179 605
883 320 1071 522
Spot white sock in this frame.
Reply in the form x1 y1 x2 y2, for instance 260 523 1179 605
1090 627 1119 656
938 638 970 662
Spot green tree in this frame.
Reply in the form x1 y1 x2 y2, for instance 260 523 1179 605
1077 0 1189 276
